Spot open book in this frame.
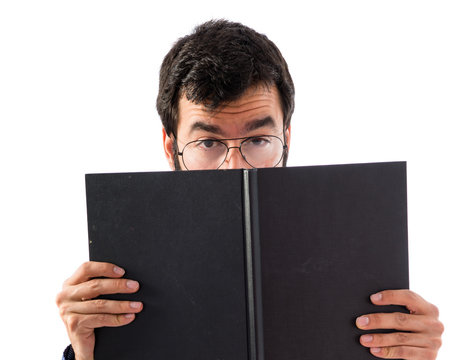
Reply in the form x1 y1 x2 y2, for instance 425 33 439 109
86 162 409 359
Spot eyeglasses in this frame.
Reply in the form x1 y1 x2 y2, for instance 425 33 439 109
176 135 287 170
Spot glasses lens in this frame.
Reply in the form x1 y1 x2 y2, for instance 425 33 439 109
241 136 284 168
182 139 228 170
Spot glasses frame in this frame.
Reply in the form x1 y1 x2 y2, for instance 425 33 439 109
176 134 288 170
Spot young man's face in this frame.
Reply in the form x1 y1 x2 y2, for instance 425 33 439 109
163 85 291 170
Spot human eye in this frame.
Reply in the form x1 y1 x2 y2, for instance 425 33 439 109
194 138 222 150
246 136 271 146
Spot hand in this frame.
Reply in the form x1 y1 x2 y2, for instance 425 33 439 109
56 261 143 360
356 289 443 359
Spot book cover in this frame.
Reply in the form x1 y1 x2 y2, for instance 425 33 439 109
86 162 408 359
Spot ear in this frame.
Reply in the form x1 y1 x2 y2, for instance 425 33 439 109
162 128 176 170
285 125 291 150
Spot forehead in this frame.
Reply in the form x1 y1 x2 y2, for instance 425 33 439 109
177 85 283 138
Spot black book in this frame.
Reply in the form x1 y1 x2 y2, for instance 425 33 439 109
86 162 409 359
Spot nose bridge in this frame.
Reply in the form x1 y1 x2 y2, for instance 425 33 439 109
222 145 247 169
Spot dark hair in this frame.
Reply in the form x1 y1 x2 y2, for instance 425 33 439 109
156 19 295 138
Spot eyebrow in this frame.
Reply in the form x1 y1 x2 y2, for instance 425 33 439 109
243 116 276 133
189 122 224 135
189 116 277 136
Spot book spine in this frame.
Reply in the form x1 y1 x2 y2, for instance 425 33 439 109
242 169 264 360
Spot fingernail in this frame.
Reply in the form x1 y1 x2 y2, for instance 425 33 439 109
113 266 125 275
357 316 369 327
126 280 139 289
124 313 135 319
371 293 382 302
371 347 381 353
130 301 142 309
361 335 373 343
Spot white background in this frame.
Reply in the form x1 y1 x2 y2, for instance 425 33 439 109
1 1 466 359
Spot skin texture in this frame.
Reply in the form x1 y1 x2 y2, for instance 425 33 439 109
56 86 443 360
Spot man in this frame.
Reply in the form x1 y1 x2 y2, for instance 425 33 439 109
56 20 443 360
